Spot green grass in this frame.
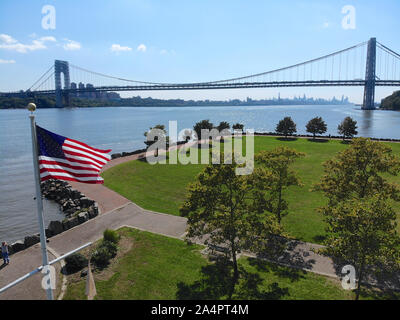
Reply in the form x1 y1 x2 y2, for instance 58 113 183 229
63 227 377 300
102 137 400 244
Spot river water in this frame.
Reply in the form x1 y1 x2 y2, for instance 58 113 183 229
1 104 400 243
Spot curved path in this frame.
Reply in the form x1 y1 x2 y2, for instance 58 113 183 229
0 145 343 300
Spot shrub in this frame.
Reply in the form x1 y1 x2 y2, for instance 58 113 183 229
101 240 118 257
91 240 118 267
65 253 88 273
103 229 120 244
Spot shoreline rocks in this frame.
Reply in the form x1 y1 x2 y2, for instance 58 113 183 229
9 179 99 256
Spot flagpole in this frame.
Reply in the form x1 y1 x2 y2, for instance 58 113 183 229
28 103 54 300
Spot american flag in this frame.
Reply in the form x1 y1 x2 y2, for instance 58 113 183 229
36 125 112 184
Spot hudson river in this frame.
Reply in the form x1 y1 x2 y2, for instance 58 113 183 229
1 104 400 243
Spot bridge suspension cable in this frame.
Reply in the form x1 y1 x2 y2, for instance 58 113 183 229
27 65 54 91
65 41 368 88
21 38 400 97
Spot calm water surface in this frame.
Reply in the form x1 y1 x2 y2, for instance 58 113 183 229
1 104 400 243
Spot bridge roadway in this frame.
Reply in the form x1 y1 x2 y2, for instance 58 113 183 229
1 80 400 97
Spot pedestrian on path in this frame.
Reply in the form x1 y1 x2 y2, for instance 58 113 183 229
2 242 10 265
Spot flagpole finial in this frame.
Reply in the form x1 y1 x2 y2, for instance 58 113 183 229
27 102 36 114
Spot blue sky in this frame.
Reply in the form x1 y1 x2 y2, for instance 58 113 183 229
0 0 399 103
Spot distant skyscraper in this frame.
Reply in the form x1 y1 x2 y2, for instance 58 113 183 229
70 82 77 97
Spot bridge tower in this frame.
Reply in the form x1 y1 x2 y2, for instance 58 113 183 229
55 60 70 108
362 38 377 110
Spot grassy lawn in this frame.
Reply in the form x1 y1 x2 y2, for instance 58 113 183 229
103 136 400 244
63 227 383 300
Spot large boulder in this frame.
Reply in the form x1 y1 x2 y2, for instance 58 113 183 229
48 220 64 236
70 189 83 200
45 228 53 239
77 212 89 224
24 234 40 248
80 197 94 208
11 240 25 254
62 220 70 231
63 216 79 230
88 204 99 219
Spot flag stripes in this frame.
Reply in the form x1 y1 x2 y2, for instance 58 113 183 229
36 126 112 184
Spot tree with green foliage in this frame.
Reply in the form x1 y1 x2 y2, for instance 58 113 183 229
306 117 327 139
144 124 168 157
180 157 284 298
217 121 230 132
275 117 297 139
320 196 400 300
232 123 244 133
381 90 400 110
193 120 214 142
314 138 400 204
103 229 120 244
255 147 305 223
338 117 358 141
314 138 400 299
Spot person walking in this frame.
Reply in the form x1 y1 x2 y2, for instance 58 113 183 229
2 242 10 265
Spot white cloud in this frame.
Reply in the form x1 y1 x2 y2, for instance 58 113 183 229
63 39 81 51
0 34 17 44
39 36 56 42
110 44 132 52
137 44 146 52
0 59 16 64
0 34 56 53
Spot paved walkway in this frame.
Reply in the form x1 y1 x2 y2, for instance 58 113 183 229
0 146 343 300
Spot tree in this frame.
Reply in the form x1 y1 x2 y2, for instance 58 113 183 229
144 124 168 157
193 120 214 142
232 123 244 133
381 90 400 110
180 157 284 297
306 117 327 139
217 121 230 132
314 138 400 299
275 117 297 139
337 117 358 141
255 147 305 223
314 138 400 205
320 196 400 300
217 122 231 142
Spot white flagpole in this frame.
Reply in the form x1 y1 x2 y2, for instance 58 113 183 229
28 103 54 300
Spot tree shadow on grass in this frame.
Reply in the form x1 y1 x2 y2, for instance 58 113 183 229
312 235 327 243
176 257 233 300
340 140 352 145
176 256 290 300
276 137 298 142
235 269 290 300
359 285 400 300
307 138 330 143
247 257 306 283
